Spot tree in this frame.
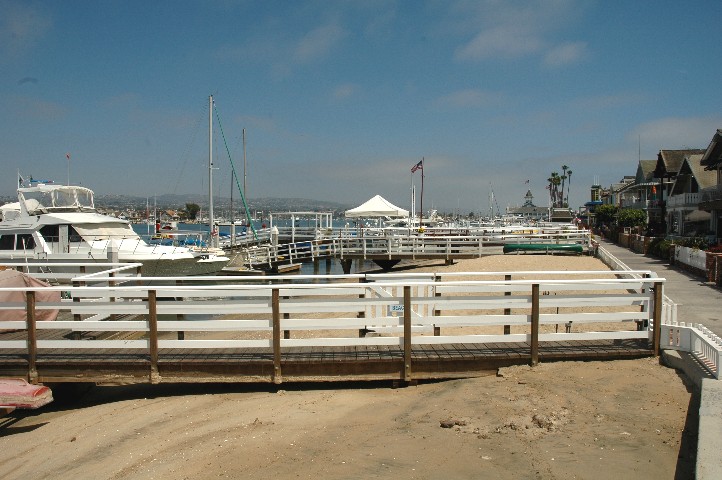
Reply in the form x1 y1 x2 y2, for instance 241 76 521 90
595 204 618 224
617 208 647 228
565 169 573 206
185 203 201 221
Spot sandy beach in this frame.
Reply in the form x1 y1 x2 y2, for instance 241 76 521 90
0 256 696 479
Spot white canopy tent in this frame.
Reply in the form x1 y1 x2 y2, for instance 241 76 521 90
345 195 409 218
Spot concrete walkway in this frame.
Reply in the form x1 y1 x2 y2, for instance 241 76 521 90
598 239 722 480
598 239 722 337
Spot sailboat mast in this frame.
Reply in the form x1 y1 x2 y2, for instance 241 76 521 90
208 95 216 247
243 128 247 202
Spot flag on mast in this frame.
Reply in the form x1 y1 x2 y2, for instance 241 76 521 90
411 160 423 173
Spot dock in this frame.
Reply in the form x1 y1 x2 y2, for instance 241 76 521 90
236 229 592 273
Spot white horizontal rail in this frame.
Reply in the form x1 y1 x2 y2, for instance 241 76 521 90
1 271 664 357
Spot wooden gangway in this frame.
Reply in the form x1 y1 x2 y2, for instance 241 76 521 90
239 229 593 272
0 268 666 385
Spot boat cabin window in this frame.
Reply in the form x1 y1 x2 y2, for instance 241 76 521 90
17 234 35 250
39 224 83 243
0 235 13 250
69 226 82 242
39 225 60 242
0 234 35 250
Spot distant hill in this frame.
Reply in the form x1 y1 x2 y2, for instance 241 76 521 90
94 193 350 213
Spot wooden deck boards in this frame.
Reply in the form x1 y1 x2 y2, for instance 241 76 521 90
0 339 652 384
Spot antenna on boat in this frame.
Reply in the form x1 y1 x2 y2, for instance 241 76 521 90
208 94 217 248
65 152 71 186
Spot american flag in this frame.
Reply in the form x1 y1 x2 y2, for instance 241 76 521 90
411 160 423 173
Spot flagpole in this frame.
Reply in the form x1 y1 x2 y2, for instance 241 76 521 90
409 170 413 227
420 157 424 231
66 153 70 186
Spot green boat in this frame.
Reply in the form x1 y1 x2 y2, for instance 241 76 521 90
503 243 584 254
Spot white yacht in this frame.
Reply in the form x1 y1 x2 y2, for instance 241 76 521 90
0 182 229 276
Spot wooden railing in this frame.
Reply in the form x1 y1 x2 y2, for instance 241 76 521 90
0 269 664 383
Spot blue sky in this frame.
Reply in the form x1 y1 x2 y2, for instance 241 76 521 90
2 0 721 214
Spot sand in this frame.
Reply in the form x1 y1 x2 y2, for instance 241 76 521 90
0 256 697 479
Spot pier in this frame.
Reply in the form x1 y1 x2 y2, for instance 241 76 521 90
235 228 594 273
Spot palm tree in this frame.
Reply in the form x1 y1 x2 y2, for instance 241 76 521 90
565 169 573 207
548 172 559 207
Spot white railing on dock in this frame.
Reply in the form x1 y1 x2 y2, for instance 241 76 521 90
240 230 592 268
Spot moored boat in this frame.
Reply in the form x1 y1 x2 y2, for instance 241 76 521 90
0 181 229 276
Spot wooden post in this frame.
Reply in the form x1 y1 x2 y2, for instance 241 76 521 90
504 274 512 335
283 295 290 339
109 271 117 322
272 288 282 384
530 283 540 366
26 290 38 383
358 277 367 337
433 274 440 336
653 281 663 356
148 289 159 383
72 281 82 341
176 279 184 340
403 285 412 382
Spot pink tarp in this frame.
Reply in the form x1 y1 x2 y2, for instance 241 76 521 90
0 269 60 322
0 378 53 409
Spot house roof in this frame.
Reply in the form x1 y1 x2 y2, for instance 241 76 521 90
653 149 705 178
669 154 717 196
639 160 657 181
700 129 722 169
686 154 718 189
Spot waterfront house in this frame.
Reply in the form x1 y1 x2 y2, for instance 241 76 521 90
699 129 722 243
665 154 716 237
653 149 705 201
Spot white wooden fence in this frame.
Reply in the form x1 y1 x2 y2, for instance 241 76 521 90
0 270 663 350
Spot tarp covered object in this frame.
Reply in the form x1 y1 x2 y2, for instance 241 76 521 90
345 195 409 218
0 269 59 321
0 378 53 409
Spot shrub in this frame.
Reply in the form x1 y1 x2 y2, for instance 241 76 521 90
678 237 709 250
648 239 674 259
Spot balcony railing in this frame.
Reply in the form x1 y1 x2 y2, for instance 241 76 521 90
700 185 722 203
622 199 662 210
666 192 700 208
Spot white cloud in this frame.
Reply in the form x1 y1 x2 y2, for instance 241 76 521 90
434 89 501 109
570 92 648 111
332 83 358 100
294 23 346 64
452 0 589 66
629 116 722 150
543 41 588 67
0 1 52 60
455 25 543 61
11 95 67 120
